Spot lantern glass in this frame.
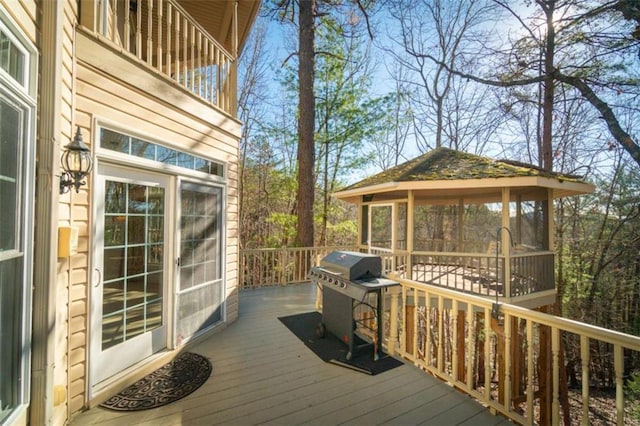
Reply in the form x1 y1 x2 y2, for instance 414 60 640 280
60 127 93 193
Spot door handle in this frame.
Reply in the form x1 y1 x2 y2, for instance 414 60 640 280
94 268 102 287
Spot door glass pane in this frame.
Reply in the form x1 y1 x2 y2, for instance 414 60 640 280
102 180 165 350
0 97 21 252
179 188 220 290
0 257 22 423
0 92 26 423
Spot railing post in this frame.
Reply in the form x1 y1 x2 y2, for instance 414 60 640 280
504 312 512 412
552 327 560 425
279 246 287 285
615 345 624 425
580 335 590 426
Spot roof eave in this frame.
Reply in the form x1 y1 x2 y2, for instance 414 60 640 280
334 176 595 204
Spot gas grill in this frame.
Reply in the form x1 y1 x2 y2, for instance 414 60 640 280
309 251 399 361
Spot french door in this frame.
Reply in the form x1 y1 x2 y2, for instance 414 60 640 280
91 165 171 384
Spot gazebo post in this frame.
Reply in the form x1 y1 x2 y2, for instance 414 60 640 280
501 188 512 298
547 188 555 250
407 190 415 280
515 195 522 244
457 198 464 251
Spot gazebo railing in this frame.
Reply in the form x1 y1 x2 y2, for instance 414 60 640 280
240 246 555 300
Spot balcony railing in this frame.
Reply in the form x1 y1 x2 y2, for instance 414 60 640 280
238 246 640 425
94 0 236 115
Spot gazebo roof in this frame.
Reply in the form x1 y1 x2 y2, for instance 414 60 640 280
334 147 595 204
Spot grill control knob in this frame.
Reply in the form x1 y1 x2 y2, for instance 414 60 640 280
339 282 346 288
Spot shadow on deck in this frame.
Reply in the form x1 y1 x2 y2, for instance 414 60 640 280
72 283 510 425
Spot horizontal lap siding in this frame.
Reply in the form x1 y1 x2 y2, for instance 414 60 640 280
60 1 83 420
69 33 240 416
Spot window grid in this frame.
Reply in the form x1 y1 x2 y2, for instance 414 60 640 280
102 181 164 349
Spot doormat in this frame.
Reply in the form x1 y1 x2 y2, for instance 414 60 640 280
278 311 403 375
99 351 212 411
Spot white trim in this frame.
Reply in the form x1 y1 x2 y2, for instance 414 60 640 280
90 163 174 387
0 9 37 97
0 5 37 424
88 121 230 393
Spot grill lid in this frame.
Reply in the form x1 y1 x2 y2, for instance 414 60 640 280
319 251 381 281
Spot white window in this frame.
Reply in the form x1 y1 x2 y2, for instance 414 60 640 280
0 9 36 425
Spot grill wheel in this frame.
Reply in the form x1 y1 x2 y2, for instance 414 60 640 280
316 322 327 338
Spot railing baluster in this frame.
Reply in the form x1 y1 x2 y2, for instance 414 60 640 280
401 285 408 357
190 24 195 92
552 327 560 425
124 0 131 52
146 0 153 65
526 319 534 425
437 295 444 372
174 8 180 82
614 345 624 425
196 33 203 97
157 0 163 72
413 288 420 365
165 2 172 77
484 307 492 404
466 306 474 392
580 335 590 426
504 313 513 413
111 0 118 45
452 299 459 381
135 0 142 58
182 16 187 89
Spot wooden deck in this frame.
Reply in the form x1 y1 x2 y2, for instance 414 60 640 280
71 283 511 425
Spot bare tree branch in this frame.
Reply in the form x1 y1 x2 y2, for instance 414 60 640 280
555 71 640 167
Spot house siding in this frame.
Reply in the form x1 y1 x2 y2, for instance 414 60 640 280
1 1 246 423
58 1 81 423
65 29 240 417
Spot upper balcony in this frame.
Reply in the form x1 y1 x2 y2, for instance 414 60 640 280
78 0 260 117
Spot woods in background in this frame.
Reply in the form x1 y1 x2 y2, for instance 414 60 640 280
237 0 640 350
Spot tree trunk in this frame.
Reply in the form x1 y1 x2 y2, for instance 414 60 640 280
296 0 316 247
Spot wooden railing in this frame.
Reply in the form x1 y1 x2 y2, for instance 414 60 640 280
94 0 236 115
385 275 640 425
241 246 555 300
369 249 555 300
239 246 357 289
238 246 640 424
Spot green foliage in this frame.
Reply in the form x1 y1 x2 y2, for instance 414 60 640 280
265 212 297 246
626 371 640 420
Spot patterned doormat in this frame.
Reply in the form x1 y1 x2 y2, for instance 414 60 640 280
99 352 212 411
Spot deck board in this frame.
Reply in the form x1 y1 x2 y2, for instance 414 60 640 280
71 283 511 425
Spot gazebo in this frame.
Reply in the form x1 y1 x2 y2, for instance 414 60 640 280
334 147 595 308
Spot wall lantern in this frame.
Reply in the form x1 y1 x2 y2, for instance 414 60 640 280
60 126 93 194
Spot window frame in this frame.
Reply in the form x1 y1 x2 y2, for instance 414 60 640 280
0 5 37 425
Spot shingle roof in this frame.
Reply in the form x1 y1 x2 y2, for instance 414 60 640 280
342 147 583 191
